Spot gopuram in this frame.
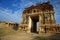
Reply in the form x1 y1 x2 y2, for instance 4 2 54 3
19 2 60 34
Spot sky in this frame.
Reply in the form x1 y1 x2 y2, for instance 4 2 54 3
0 0 60 24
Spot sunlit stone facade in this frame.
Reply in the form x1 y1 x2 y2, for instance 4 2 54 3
19 2 60 34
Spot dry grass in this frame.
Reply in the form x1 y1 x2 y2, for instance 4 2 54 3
0 28 17 37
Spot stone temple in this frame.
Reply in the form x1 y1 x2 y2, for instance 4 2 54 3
19 2 60 34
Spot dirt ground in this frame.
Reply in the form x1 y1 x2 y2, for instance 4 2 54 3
0 32 39 40
0 32 60 40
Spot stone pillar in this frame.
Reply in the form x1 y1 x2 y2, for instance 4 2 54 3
51 14 54 20
39 14 45 33
39 15 42 33
27 16 32 33
7 23 11 29
39 15 42 25
6 23 9 28
51 14 55 24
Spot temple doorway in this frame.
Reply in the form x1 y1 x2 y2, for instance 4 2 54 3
30 15 39 33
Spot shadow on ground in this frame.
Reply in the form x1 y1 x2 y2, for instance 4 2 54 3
33 33 60 40
48 33 60 40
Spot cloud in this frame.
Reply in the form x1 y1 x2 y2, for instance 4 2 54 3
12 0 48 9
0 7 22 23
0 0 60 24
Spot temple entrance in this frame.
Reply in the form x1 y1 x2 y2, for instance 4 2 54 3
30 15 39 33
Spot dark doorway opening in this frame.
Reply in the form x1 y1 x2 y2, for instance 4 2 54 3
31 16 39 33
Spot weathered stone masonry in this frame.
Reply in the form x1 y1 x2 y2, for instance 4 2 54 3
19 2 60 34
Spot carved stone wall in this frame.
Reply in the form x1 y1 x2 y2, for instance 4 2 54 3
19 2 60 34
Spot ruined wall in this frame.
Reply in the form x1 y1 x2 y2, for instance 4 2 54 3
19 2 60 33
